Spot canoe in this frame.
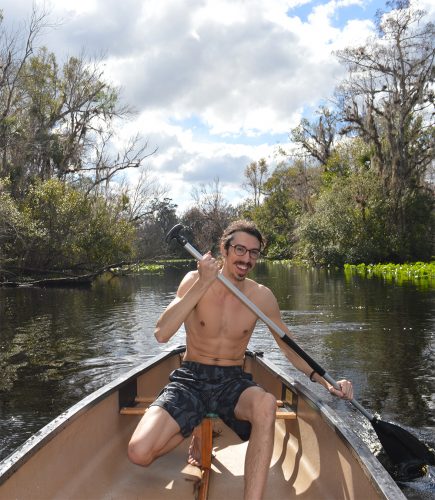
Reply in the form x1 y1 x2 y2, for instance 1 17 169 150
0 346 405 499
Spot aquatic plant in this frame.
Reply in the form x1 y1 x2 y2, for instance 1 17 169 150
344 262 435 288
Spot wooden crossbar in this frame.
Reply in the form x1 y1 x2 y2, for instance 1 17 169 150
120 405 296 419
134 396 288 406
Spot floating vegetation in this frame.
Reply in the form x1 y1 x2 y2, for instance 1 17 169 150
129 259 194 274
344 262 435 288
268 258 313 268
130 263 165 273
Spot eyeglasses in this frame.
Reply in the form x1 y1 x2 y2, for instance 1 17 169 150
229 244 261 260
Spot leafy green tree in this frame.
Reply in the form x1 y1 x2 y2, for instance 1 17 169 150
333 0 434 259
0 179 35 277
288 1 434 264
297 170 399 265
251 162 321 258
17 179 136 271
77 196 137 266
322 137 372 184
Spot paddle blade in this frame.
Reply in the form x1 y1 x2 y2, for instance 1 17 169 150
372 418 435 468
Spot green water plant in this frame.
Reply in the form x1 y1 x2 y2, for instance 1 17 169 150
344 262 435 288
131 263 165 273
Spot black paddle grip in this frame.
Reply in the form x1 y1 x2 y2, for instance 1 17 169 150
282 335 326 377
166 224 188 245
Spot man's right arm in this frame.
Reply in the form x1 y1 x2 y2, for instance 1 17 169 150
154 252 219 343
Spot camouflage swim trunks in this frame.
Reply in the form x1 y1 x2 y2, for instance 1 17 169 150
150 361 259 441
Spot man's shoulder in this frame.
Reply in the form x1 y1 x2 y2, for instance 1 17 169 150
184 269 198 280
246 278 274 298
246 279 280 313
178 270 198 291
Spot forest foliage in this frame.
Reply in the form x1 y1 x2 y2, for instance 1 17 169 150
0 1 433 281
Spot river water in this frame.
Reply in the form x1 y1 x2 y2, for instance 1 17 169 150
0 262 434 498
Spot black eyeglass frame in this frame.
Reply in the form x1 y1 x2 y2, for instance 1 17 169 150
229 244 261 259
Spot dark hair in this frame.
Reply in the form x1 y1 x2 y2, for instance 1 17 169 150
220 220 265 252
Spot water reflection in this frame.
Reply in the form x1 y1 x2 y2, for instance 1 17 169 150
0 262 434 498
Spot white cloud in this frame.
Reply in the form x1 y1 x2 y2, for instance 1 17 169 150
3 0 430 212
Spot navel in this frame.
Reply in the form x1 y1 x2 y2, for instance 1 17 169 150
200 320 205 326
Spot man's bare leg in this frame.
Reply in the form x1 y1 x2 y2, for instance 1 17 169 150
128 406 185 466
235 387 277 500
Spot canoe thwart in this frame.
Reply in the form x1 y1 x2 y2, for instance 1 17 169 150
120 406 296 419
134 396 289 405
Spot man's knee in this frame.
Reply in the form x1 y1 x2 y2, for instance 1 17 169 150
127 439 155 467
251 392 276 426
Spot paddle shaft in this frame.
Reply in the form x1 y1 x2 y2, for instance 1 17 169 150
178 237 374 422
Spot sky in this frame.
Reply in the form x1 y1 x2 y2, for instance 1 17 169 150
1 0 434 213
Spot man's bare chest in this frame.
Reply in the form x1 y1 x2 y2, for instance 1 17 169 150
188 289 258 338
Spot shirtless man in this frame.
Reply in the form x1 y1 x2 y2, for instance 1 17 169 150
128 220 353 500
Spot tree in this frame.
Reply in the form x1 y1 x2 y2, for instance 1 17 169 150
291 107 339 167
243 158 268 207
248 162 322 258
331 0 435 261
187 177 236 253
322 136 373 184
0 6 51 187
118 165 168 223
334 0 434 194
11 178 136 272
0 8 155 198
0 179 32 278
289 1 434 263
137 197 178 258
296 170 396 265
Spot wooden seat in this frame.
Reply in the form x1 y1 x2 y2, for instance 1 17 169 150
120 398 296 500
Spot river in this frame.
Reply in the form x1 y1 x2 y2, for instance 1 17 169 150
0 262 434 498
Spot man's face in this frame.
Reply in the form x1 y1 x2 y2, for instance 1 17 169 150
222 231 261 282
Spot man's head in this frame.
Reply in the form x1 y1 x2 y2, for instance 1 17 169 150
220 220 265 253
220 220 265 281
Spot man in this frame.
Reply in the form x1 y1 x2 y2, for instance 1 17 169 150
128 220 353 500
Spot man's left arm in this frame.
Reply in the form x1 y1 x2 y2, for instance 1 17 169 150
260 287 353 401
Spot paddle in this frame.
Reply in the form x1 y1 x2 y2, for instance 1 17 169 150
166 223 435 474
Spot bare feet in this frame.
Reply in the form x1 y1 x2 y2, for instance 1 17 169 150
187 427 201 467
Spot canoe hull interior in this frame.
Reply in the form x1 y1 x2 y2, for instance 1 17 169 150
0 348 405 499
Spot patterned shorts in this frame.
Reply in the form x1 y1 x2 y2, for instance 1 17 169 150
150 361 259 441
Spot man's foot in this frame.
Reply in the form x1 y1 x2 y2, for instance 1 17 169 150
187 428 201 467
